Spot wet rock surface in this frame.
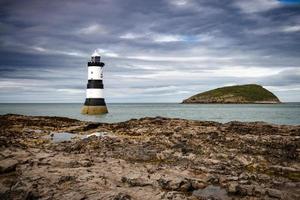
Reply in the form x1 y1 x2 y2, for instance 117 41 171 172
0 114 299 200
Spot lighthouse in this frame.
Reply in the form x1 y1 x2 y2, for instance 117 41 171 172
81 51 108 114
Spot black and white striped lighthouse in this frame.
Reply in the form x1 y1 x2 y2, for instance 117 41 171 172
81 51 108 114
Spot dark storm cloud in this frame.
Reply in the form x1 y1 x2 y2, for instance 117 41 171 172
0 0 299 102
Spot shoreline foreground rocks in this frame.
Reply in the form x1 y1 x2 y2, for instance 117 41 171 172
0 114 299 200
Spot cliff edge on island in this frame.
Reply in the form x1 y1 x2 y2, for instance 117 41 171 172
182 84 281 104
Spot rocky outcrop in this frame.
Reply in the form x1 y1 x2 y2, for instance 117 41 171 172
182 84 281 104
0 114 299 199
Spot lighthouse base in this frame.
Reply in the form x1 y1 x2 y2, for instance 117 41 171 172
81 105 108 115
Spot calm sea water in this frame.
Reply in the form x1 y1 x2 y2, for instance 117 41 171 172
0 103 299 125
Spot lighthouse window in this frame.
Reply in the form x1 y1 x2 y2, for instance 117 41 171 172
95 56 100 62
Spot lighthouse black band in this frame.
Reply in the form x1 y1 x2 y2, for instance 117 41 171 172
87 80 103 89
84 98 106 106
88 62 105 67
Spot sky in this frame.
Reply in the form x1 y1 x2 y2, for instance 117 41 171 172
0 0 300 103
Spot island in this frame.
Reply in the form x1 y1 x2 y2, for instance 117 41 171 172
182 84 281 104
0 114 299 199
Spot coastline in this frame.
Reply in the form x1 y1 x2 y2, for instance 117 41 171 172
0 114 299 199
0 103 299 125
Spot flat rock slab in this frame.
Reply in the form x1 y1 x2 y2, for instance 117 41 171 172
0 159 18 174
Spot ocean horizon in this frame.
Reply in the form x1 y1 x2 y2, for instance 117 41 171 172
1 102 299 125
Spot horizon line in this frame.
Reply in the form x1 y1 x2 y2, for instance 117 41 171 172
0 102 300 104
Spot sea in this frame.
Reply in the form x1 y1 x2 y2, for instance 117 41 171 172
0 103 299 125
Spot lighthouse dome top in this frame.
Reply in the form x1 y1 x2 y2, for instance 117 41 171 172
88 50 104 66
90 50 101 63
91 50 100 57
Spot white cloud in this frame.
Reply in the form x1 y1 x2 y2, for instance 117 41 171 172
282 25 300 33
126 55 236 62
234 0 280 13
169 0 190 7
95 48 119 58
78 24 107 35
120 32 203 43
152 34 183 42
31 46 86 57
266 85 300 92
32 46 47 52
120 33 193 43
111 65 286 84
208 66 284 78
57 89 83 94
120 33 143 39
248 25 300 35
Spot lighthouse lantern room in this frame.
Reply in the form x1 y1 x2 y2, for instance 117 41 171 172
81 51 108 114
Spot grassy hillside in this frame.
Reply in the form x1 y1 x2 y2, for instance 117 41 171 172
183 84 280 104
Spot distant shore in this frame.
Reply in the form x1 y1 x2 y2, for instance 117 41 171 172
0 114 299 199
181 101 281 104
182 84 281 104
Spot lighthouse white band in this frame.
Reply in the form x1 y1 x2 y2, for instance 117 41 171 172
88 66 103 80
86 89 104 98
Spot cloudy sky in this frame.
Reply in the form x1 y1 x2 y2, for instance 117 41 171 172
0 0 300 103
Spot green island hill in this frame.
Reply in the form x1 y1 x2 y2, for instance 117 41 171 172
182 84 281 104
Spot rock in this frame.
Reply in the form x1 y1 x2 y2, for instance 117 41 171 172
227 183 238 194
270 165 298 173
0 158 18 173
3 182 39 200
121 176 151 187
204 174 219 184
113 192 131 200
162 191 188 200
268 165 300 181
192 185 230 200
284 182 297 188
253 186 265 196
191 179 206 190
227 176 239 181
58 175 76 183
178 180 193 192
0 182 10 196
156 150 173 160
157 177 193 192
237 185 255 196
236 155 251 166
25 190 40 200
0 149 13 158
238 180 250 184
80 160 93 167
267 188 282 199
158 178 178 191
62 191 86 200
238 172 249 180
83 123 101 131
270 165 299 174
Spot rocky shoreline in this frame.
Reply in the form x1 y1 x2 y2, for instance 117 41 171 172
0 114 299 200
